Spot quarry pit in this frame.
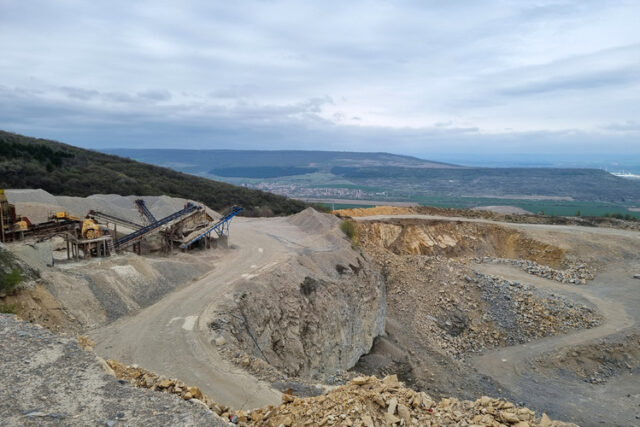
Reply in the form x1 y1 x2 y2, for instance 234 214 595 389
2 193 640 426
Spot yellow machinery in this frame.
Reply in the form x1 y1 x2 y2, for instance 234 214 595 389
54 211 106 240
81 218 105 239
55 211 81 222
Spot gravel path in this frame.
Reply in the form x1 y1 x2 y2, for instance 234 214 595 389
0 314 227 426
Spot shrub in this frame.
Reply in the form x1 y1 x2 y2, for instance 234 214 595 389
0 303 19 314
340 220 357 242
0 269 22 296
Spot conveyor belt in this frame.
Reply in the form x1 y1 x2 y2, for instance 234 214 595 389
116 203 200 249
135 199 157 224
89 210 143 230
180 206 242 249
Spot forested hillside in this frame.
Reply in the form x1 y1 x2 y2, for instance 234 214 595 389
0 131 308 216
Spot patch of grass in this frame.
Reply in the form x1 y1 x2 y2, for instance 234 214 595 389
340 220 358 247
0 268 23 296
0 302 19 314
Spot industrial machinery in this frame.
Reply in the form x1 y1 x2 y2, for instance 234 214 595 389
180 206 243 249
1 189 31 242
54 212 107 240
88 210 142 230
115 202 200 250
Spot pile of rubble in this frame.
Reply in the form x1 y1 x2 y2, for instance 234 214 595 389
478 257 595 284
106 359 235 419
247 375 575 426
473 273 601 347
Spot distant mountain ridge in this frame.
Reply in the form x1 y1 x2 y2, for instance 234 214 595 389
104 148 460 174
106 148 640 204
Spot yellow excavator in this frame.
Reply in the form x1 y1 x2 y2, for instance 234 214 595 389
54 212 106 239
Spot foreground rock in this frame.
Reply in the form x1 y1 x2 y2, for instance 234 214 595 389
0 314 226 426
247 375 576 426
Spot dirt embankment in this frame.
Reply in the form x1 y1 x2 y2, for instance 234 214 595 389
212 209 386 381
357 219 566 268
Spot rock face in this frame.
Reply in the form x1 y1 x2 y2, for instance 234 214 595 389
357 219 567 268
0 314 226 426
215 209 386 379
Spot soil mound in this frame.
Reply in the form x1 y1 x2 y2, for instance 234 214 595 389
357 219 566 268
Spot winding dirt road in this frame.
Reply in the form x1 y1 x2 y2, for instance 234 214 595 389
90 217 328 410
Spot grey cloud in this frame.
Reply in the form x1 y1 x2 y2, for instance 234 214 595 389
602 121 640 132
499 67 640 96
137 90 172 101
60 86 100 100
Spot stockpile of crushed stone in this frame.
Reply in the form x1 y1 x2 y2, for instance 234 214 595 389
247 375 575 426
6 189 220 226
287 207 341 233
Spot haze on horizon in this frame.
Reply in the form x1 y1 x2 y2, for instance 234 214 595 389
0 1 639 164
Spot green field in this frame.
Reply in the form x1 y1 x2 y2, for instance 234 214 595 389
317 197 640 219
411 196 640 218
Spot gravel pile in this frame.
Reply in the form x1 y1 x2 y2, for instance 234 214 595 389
6 189 220 226
0 314 226 426
478 257 595 285
473 272 601 347
246 375 576 426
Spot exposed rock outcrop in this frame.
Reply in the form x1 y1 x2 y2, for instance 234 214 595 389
214 209 386 379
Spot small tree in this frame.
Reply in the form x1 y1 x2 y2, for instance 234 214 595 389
575 210 581 217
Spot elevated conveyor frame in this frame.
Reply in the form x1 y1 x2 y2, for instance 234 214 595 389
179 206 243 249
116 203 201 250
89 210 143 230
135 199 157 224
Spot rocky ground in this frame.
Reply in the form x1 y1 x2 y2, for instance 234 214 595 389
345 215 605 402
0 314 226 426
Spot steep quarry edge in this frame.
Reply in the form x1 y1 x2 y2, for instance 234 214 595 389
211 210 386 381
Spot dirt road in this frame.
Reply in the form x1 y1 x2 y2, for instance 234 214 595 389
90 216 332 410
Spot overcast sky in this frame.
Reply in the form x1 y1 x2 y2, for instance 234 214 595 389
1 0 639 160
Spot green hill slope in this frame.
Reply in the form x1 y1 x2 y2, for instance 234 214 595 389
0 131 308 216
